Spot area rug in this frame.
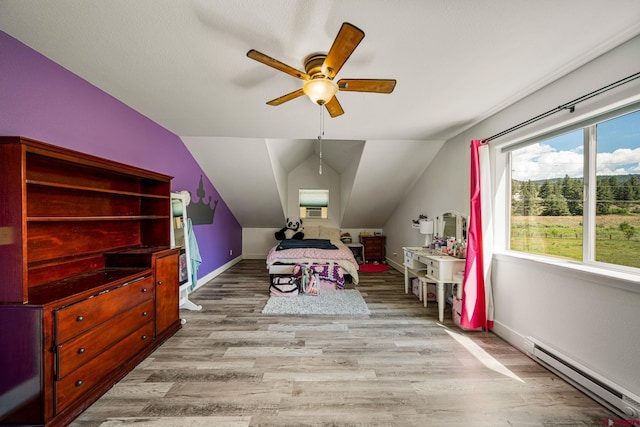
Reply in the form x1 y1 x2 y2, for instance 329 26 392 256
359 263 389 273
262 289 370 315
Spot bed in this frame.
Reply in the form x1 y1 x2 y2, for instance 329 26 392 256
266 225 360 285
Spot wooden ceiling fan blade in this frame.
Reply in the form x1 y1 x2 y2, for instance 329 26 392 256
337 79 396 93
247 49 310 80
322 23 365 79
266 88 305 106
325 96 344 118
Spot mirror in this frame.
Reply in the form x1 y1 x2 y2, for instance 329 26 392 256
437 211 468 241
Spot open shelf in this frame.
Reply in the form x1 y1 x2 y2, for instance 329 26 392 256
27 215 170 221
27 179 170 199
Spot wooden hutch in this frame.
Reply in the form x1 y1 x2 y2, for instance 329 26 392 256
0 137 181 426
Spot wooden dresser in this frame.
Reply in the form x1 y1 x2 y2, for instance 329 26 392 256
0 137 181 426
360 235 386 261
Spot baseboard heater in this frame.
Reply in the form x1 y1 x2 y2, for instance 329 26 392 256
524 337 640 420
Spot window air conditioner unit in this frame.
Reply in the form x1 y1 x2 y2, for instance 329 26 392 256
301 207 327 219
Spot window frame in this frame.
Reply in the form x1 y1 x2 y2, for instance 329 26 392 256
501 101 640 276
299 188 329 220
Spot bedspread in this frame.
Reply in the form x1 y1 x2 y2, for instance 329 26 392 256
276 238 338 251
293 262 346 289
266 241 359 284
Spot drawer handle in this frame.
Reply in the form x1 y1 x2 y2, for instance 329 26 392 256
141 335 148 340
77 347 85 354
157 281 163 285
76 316 84 322
142 311 148 316
141 288 148 293
75 380 83 387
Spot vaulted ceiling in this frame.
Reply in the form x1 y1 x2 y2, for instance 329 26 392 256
2 1 640 227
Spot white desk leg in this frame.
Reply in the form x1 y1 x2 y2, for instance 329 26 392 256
421 280 428 308
454 274 463 299
404 266 409 293
437 282 445 322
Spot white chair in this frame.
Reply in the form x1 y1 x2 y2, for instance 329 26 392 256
418 271 463 322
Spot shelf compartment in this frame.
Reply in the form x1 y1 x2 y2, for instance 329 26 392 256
28 267 151 305
27 216 169 221
27 179 170 199
27 220 142 264
26 151 170 198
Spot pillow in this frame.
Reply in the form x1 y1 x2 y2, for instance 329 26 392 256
318 226 341 242
303 226 320 239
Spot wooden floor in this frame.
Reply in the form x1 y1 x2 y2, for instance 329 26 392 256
72 259 615 426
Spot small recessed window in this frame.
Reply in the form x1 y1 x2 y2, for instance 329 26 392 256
299 189 328 219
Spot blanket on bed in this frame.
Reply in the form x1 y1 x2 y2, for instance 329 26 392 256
293 262 345 290
276 238 338 251
266 241 359 284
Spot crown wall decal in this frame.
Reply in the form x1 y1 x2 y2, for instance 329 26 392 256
189 175 218 225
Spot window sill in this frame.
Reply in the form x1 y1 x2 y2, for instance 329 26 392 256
493 251 640 294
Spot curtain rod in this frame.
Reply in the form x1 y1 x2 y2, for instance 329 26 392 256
482 71 640 143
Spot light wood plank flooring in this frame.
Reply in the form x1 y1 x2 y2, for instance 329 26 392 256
72 259 616 426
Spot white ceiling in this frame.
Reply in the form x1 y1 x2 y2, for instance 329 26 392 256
2 1 640 228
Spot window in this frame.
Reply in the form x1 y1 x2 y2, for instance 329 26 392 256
299 189 328 219
509 108 640 270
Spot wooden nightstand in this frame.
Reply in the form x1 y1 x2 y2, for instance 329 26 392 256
360 235 385 262
346 243 365 264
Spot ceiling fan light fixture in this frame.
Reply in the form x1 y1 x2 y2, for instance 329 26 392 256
303 78 338 105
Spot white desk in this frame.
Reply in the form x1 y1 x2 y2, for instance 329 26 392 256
403 247 465 322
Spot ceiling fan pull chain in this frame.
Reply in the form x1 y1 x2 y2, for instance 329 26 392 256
318 106 324 175
319 138 323 175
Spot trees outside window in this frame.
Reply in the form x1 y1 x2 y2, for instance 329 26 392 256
509 109 640 269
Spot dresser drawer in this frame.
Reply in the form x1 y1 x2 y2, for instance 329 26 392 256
427 265 440 280
364 240 383 249
54 275 153 344
56 298 154 379
362 239 383 249
404 251 420 269
55 321 154 412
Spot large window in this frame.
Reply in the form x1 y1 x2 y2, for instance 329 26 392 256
509 108 640 269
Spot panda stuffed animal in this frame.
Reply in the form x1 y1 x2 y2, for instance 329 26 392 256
275 217 304 241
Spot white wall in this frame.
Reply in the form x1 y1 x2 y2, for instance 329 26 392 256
242 228 281 259
384 34 640 397
384 137 469 269
243 152 385 258
287 155 341 228
242 225 383 259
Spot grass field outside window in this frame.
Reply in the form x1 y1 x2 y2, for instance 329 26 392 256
509 108 640 270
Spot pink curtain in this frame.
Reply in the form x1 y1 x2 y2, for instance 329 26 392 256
461 139 494 330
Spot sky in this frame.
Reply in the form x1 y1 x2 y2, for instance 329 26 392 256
511 109 640 181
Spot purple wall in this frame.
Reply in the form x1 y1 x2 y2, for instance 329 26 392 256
0 30 242 279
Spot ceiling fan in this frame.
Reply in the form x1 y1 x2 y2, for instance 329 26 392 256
247 22 396 118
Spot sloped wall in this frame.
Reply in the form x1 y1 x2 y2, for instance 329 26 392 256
0 30 242 280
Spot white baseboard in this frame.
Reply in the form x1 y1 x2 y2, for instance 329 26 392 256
386 257 404 273
490 320 529 353
191 255 243 291
242 253 268 260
